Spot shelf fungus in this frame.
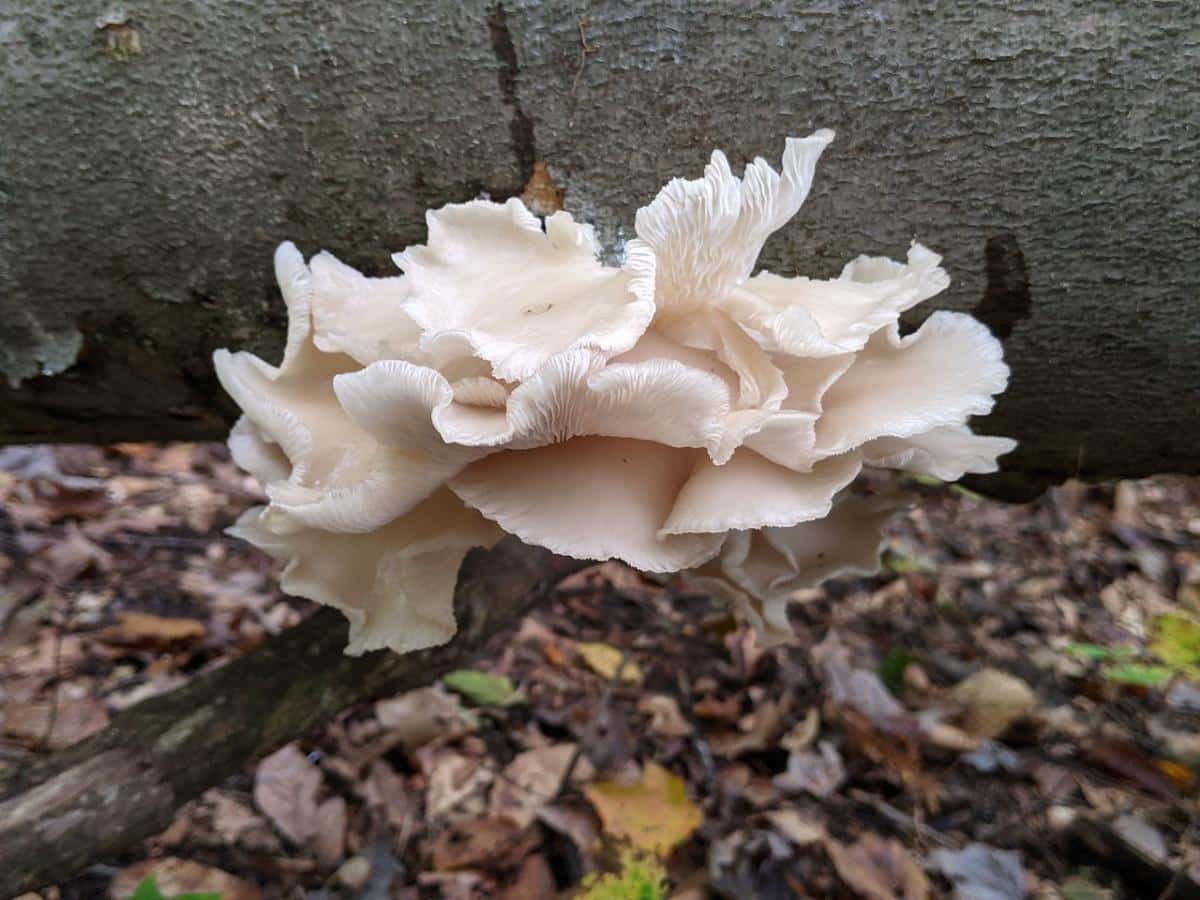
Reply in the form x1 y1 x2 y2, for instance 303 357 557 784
215 130 1015 654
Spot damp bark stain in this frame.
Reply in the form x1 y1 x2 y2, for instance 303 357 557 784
973 233 1033 341
488 3 537 188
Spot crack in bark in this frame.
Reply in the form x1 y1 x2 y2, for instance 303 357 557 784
488 2 537 190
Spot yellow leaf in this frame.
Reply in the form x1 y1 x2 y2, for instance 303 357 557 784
576 642 644 683
1150 614 1200 679
584 762 702 856
1156 758 1196 794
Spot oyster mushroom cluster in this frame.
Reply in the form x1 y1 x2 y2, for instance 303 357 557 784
215 130 1015 654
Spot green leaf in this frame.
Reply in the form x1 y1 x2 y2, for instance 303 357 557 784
1065 643 1136 663
884 553 936 575
443 669 524 707
879 648 914 696
130 877 168 900
910 474 944 487
1102 663 1173 687
127 876 221 900
1060 874 1114 900
579 850 668 900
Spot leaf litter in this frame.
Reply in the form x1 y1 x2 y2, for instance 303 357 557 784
1 446 1199 896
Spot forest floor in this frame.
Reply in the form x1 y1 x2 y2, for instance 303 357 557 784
1 442 1198 900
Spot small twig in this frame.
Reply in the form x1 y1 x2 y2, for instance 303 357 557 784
570 17 598 96
848 788 956 848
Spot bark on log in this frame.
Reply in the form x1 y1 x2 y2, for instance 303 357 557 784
1 3 1198 480
0 540 585 898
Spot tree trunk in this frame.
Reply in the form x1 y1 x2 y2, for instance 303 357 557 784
1 2 1197 483
0 540 586 898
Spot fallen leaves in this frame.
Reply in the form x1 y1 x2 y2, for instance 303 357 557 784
425 750 494 821
254 744 322 846
97 612 207 650
374 684 474 748
584 762 703 856
774 740 846 798
576 641 644 683
637 694 693 738
825 833 930 900
490 743 591 828
4 444 1200 897
1081 738 1181 801
813 630 915 736
927 843 1026 900
430 816 533 871
443 669 524 707
1149 612 1200 679
109 859 261 900
951 668 1037 739
253 744 345 864
1 692 110 749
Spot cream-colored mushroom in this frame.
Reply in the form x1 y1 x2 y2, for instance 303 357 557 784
214 130 1015 655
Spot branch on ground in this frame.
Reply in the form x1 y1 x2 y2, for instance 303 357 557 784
0 539 586 898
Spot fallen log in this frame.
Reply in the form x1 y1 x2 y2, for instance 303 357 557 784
0 540 585 898
2 3 1199 485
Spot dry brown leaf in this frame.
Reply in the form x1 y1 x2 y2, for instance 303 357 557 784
496 853 557 900
584 761 702 856
109 858 261 900
1 693 109 749
693 693 742 722
842 710 940 809
638 694 694 738
952 668 1037 739
774 741 846 798
430 816 534 872
710 693 791 758
98 611 207 649
374 685 473 749
813 630 916 736
34 524 112 583
426 751 493 821
313 795 347 867
205 790 278 852
169 481 224 532
781 707 821 752
765 809 826 846
490 743 592 828
825 833 931 900
254 743 323 846
363 759 415 833
418 870 485 899
1082 738 1180 800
